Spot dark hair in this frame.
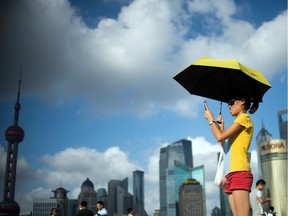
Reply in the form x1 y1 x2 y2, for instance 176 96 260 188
269 206 274 211
256 179 266 186
127 208 133 213
80 201 88 207
51 208 57 214
229 90 259 114
97 201 104 206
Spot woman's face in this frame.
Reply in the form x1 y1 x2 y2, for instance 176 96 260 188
228 98 245 116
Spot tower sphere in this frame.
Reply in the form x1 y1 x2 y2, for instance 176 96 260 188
5 125 25 143
0 200 20 215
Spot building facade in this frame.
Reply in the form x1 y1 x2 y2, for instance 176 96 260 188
33 187 69 216
174 162 206 216
256 114 287 216
78 178 97 214
33 198 58 216
159 139 193 216
178 179 204 216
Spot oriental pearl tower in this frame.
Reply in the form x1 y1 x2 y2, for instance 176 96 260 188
0 71 25 216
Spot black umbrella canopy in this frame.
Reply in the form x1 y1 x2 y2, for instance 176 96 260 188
173 58 271 103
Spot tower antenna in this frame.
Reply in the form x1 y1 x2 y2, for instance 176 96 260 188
14 63 23 126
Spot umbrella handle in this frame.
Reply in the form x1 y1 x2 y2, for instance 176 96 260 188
216 102 222 124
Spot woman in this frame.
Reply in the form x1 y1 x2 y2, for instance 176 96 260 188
204 93 257 216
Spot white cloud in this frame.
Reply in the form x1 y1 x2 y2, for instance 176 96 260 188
0 0 286 117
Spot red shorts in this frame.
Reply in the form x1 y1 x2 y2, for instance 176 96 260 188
225 171 253 194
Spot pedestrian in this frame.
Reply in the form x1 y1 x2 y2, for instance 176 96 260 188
76 201 94 216
127 207 133 216
267 206 277 216
96 201 108 216
204 91 257 216
250 179 271 216
51 207 57 216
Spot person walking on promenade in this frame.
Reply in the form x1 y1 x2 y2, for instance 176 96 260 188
76 201 94 216
96 201 108 216
250 179 271 216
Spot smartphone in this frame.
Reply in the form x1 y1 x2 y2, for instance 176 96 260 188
204 101 207 110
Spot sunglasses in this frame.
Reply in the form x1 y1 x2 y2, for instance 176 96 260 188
228 99 237 106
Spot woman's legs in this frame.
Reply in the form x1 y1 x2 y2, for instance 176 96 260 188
228 194 237 216
228 190 250 216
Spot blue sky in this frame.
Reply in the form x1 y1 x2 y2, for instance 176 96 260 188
0 0 287 215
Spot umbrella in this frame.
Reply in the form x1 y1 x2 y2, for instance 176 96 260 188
173 57 271 103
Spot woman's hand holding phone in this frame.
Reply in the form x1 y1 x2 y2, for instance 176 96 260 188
204 101 214 122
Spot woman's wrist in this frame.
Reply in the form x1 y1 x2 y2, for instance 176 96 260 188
208 120 214 125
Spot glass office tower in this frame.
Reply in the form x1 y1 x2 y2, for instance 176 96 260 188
159 139 193 216
174 163 206 216
133 170 148 216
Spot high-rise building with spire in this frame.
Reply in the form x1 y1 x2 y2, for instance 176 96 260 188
0 72 25 216
256 115 287 216
278 109 287 140
256 121 272 177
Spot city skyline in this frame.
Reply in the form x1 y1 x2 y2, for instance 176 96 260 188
0 0 287 215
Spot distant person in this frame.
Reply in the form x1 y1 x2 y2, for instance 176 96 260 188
127 207 133 216
267 206 277 216
96 201 108 216
50 207 57 216
76 201 94 216
250 179 271 216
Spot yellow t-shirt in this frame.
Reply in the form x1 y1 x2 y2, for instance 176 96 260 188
227 113 253 173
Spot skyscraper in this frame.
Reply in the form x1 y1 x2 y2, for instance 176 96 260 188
107 178 133 215
159 139 193 216
174 162 206 216
78 178 97 213
256 117 287 216
97 188 108 207
116 184 133 215
133 170 148 216
178 179 204 216
0 75 25 216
